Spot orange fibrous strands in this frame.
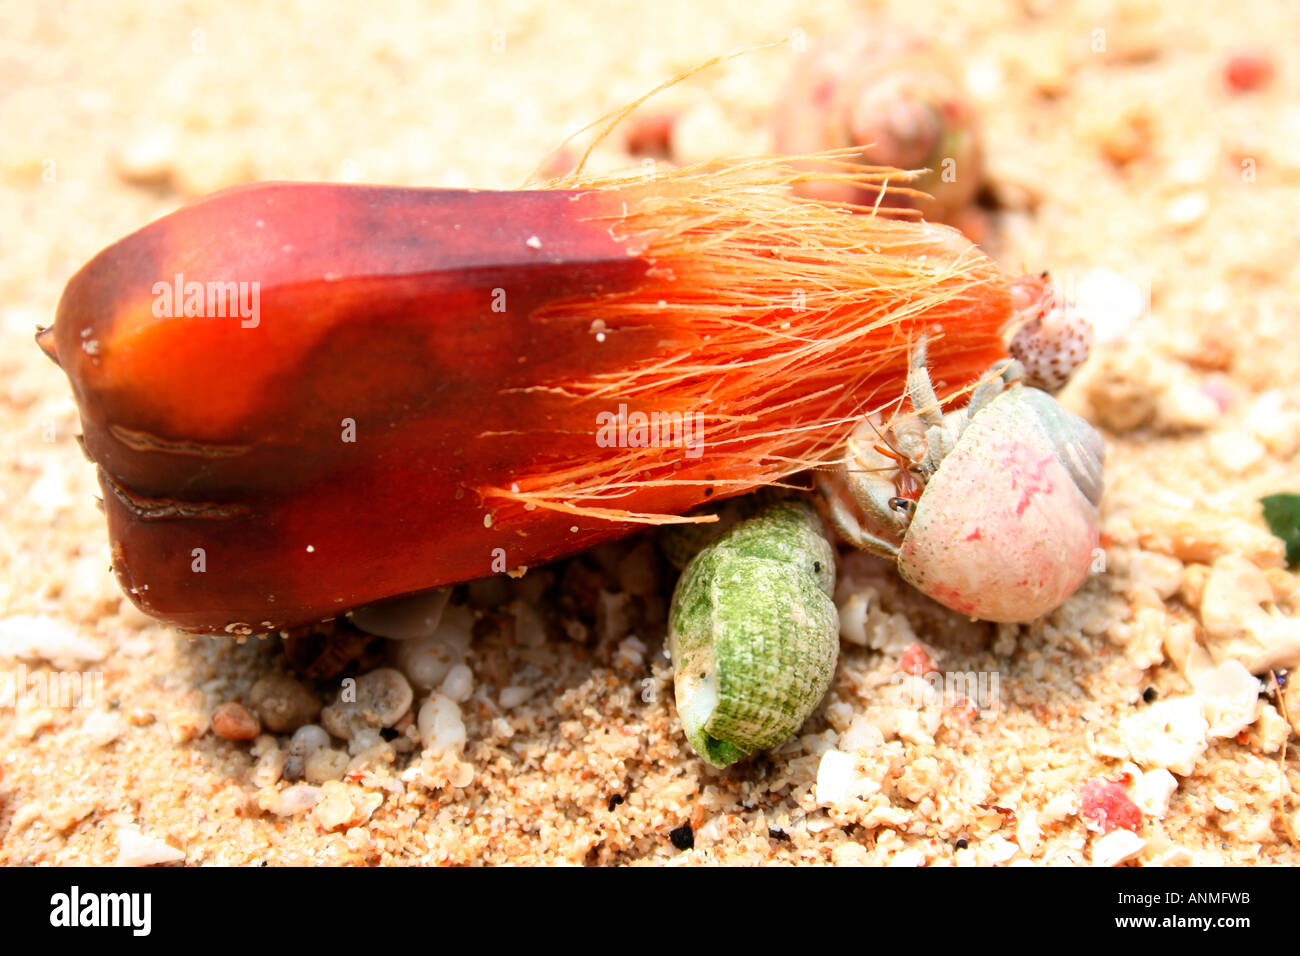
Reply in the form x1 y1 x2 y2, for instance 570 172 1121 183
485 153 1013 524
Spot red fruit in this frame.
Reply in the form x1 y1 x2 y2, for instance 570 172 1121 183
42 160 1022 633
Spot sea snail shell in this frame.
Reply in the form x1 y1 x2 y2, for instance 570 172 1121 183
668 498 839 767
897 386 1104 622
774 26 983 225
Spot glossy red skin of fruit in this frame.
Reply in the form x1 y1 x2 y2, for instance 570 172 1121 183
47 181 1013 634
51 183 667 632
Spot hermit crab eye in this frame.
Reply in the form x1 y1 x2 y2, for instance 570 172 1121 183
889 496 916 517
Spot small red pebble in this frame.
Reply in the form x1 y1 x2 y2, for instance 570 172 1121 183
1080 779 1142 834
624 110 677 158
1224 52 1274 93
949 695 978 725
900 642 934 677
536 147 580 180
211 701 261 742
1199 378 1233 413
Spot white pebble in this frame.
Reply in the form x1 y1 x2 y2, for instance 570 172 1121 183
79 711 124 748
1118 697 1209 776
303 747 349 784
347 742 394 774
838 714 885 753
250 739 285 789
449 760 474 789
0 614 105 666
886 847 926 867
893 709 939 746
115 828 185 866
350 588 449 640
1128 550 1184 601
417 693 466 754
1211 793 1237 813
1207 429 1265 475
1164 192 1209 228
392 604 474 690
273 784 322 816
1192 660 1261 738
982 837 1019 865
290 723 330 755
1041 789 1079 823
1092 829 1146 867
1016 810 1043 856
615 636 647 669
836 592 871 646
498 685 534 709
347 727 386 756
815 749 859 807
895 756 941 802
1131 769 1178 817
835 586 914 653
1250 701 1288 754
356 671 410 723
320 667 413 738
284 723 331 780
112 126 179 185
952 767 988 807
1158 382 1221 431
1073 268 1147 345
312 783 359 831
1200 555 1300 672
439 663 474 703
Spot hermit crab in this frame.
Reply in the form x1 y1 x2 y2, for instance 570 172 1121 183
816 329 1104 623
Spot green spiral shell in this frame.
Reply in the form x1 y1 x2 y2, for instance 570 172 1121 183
667 497 840 768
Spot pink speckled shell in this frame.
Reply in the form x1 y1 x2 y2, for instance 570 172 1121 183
898 389 1102 622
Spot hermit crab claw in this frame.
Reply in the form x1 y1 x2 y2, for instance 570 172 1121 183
818 417 914 562
816 335 1105 623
